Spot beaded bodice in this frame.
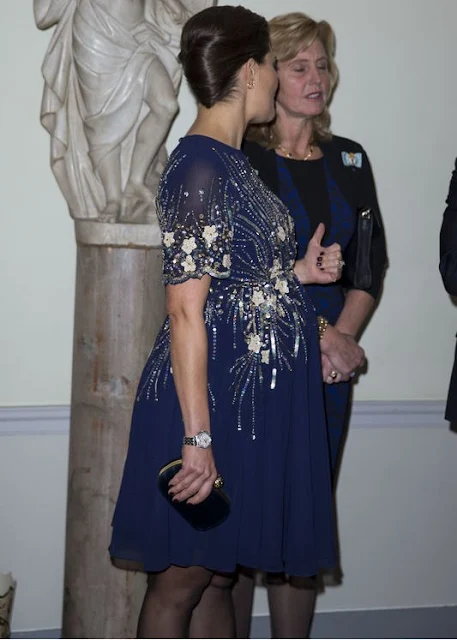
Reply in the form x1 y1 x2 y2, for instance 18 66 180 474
138 135 317 436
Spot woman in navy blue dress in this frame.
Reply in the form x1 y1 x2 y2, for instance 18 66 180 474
109 6 344 638
234 12 388 639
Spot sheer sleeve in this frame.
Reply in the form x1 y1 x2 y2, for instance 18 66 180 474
157 153 234 285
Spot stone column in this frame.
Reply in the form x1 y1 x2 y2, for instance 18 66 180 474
62 222 165 639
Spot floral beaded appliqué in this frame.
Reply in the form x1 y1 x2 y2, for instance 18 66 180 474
158 174 234 285
205 267 310 439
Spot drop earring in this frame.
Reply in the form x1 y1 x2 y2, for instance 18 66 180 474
247 79 255 89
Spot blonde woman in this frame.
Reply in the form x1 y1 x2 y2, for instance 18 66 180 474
234 12 387 638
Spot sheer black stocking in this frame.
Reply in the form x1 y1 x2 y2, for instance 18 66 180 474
189 572 236 638
232 569 317 639
231 568 256 639
267 574 317 639
137 565 212 638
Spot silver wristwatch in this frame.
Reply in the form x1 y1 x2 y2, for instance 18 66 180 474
182 430 212 449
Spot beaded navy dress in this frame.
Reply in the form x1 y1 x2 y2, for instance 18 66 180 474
109 135 336 576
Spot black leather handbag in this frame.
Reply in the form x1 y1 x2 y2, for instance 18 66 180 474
158 459 231 530
345 207 374 289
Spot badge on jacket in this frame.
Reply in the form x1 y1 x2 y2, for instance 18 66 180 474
342 151 362 168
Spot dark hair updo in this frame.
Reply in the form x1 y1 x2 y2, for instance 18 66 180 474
179 5 270 108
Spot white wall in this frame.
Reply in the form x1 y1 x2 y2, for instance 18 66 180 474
1 5 75 407
1 0 456 406
1 0 457 634
0 432 68 632
258 420 457 616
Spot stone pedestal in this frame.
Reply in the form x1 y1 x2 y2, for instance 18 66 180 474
62 223 165 638
0 573 15 640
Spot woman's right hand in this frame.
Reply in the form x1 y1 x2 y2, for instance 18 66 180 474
168 444 217 505
294 223 343 285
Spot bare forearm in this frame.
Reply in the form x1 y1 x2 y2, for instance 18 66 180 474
169 314 210 437
335 289 375 338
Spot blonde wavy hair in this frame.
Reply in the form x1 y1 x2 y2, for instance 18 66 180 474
247 12 338 148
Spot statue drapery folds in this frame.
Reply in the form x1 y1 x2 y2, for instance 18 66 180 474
35 0 213 224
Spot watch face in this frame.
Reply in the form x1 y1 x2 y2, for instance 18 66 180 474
196 431 212 448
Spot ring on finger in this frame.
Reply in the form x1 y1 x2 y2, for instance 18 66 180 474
330 370 338 380
338 259 346 269
214 475 224 489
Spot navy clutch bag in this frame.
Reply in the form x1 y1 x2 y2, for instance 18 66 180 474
157 459 231 531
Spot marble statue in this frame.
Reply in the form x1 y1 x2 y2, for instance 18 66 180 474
34 0 213 224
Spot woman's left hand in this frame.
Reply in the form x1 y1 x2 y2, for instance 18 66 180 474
168 445 217 504
294 223 344 285
321 353 337 382
321 353 347 384
320 325 365 383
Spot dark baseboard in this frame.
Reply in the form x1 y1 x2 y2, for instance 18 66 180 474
12 630 60 639
250 605 457 639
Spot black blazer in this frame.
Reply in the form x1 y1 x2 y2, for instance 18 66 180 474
439 158 457 421
243 136 388 299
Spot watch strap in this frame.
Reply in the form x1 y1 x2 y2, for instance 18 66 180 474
182 430 212 448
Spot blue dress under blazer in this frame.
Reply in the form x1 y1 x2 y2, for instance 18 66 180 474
243 136 387 472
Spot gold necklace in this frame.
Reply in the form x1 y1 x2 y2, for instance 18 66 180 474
277 142 314 161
